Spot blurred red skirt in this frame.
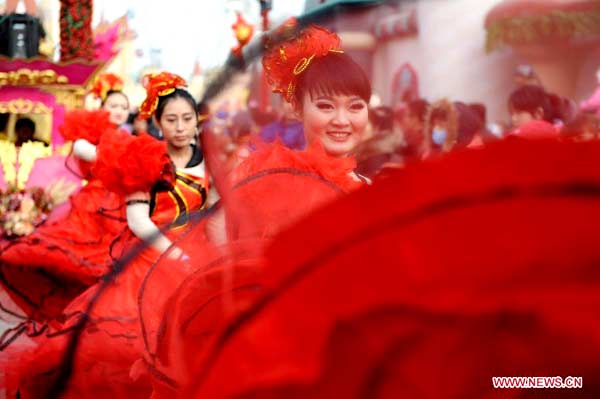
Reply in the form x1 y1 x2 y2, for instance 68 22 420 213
156 139 600 399
0 178 126 321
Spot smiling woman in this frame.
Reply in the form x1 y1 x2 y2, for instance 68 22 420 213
263 21 372 160
296 53 371 157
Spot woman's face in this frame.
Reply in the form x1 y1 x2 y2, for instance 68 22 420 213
300 92 368 157
102 92 129 126
157 97 197 149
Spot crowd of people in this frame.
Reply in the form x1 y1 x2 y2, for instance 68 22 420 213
199 70 600 183
1 18 600 399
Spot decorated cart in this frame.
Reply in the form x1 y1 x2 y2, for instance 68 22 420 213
0 1 129 239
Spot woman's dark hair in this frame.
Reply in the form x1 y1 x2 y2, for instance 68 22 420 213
455 102 485 146
508 85 550 121
101 90 129 107
294 52 372 106
155 88 198 121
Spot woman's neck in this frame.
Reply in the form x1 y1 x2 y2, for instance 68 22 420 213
168 144 192 169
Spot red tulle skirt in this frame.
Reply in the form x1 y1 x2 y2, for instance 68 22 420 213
0 178 126 322
153 139 600 399
7 212 210 398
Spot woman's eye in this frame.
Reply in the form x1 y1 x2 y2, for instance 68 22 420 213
350 103 365 111
166 119 177 123
317 103 333 110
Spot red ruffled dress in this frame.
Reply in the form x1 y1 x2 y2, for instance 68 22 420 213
5 133 208 399
0 110 126 322
160 139 600 398
140 141 367 397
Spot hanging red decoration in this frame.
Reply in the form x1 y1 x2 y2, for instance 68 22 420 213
59 0 94 61
231 12 254 58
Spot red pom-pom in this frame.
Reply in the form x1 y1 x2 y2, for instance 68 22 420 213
59 109 113 145
263 21 342 105
94 131 175 196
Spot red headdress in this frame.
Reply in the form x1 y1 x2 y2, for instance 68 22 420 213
262 19 343 106
90 73 124 101
139 71 187 119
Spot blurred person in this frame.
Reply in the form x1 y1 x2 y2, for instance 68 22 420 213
399 98 429 161
355 105 403 177
14 117 37 146
422 99 459 156
259 99 305 150
508 85 550 128
508 85 558 139
453 102 486 148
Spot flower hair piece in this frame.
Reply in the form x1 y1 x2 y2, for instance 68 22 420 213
90 73 124 101
263 19 343 106
139 72 187 119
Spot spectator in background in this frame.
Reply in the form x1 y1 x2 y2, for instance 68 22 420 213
422 99 460 156
400 99 429 161
453 102 486 148
508 85 551 128
355 106 402 177
509 84 574 130
507 85 558 139
14 117 44 146
259 100 305 150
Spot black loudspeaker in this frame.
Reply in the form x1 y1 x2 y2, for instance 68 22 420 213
260 0 272 13
0 13 44 58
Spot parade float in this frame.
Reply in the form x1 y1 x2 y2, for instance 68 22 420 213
0 0 130 239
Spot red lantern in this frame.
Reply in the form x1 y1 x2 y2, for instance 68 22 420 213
231 12 254 57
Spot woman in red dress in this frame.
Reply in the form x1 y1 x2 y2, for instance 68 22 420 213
141 21 376 397
3 72 209 399
0 74 130 323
